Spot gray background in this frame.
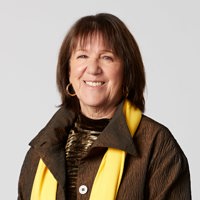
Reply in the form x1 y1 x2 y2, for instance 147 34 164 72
0 0 199 199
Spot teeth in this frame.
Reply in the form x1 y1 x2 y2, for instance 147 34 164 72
85 81 104 87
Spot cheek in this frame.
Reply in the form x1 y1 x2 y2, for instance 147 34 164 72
110 67 124 83
69 65 85 85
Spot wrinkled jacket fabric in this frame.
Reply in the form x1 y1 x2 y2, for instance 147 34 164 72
18 102 191 199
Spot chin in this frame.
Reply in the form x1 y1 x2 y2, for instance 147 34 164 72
81 98 108 108
84 101 105 108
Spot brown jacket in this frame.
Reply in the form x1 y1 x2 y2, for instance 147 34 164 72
18 102 191 199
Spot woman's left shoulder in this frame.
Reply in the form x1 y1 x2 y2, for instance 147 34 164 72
138 114 172 135
137 115 185 155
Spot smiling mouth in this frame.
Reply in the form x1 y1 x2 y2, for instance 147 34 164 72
84 81 105 87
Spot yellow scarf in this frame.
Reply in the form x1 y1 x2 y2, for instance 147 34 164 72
30 100 142 200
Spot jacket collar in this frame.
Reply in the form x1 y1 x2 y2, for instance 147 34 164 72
29 107 77 187
91 101 138 156
30 107 76 151
29 101 139 187
30 101 139 156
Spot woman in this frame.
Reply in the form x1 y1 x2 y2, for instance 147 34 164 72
18 13 191 200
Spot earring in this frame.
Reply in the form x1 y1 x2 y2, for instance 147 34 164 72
66 83 76 96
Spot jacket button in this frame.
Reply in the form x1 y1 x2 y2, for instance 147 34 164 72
79 185 88 194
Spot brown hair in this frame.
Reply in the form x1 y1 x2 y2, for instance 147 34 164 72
57 13 146 112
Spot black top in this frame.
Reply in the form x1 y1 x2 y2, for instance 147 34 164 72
65 113 110 199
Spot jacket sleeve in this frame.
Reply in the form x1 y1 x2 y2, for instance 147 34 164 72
145 128 191 200
18 148 40 200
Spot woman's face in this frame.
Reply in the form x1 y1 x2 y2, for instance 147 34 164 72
69 35 124 118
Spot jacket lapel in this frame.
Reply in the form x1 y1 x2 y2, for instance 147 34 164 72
29 107 76 187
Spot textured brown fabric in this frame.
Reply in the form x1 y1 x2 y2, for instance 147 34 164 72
18 101 191 200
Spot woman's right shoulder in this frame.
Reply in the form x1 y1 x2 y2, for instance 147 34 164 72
29 107 77 147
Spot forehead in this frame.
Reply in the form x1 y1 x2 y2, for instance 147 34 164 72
73 32 112 50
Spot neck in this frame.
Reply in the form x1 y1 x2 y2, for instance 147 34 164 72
80 105 117 119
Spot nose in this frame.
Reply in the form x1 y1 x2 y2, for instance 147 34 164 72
86 58 102 75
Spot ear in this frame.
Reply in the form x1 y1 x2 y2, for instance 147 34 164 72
68 62 71 81
69 69 71 83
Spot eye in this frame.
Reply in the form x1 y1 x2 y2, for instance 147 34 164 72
77 55 88 59
101 55 113 61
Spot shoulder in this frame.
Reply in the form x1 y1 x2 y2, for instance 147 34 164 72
136 115 187 159
29 106 76 148
139 115 170 133
138 115 174 140
137 115 172 140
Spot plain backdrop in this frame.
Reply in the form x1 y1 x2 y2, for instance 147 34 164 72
0 0 199 199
